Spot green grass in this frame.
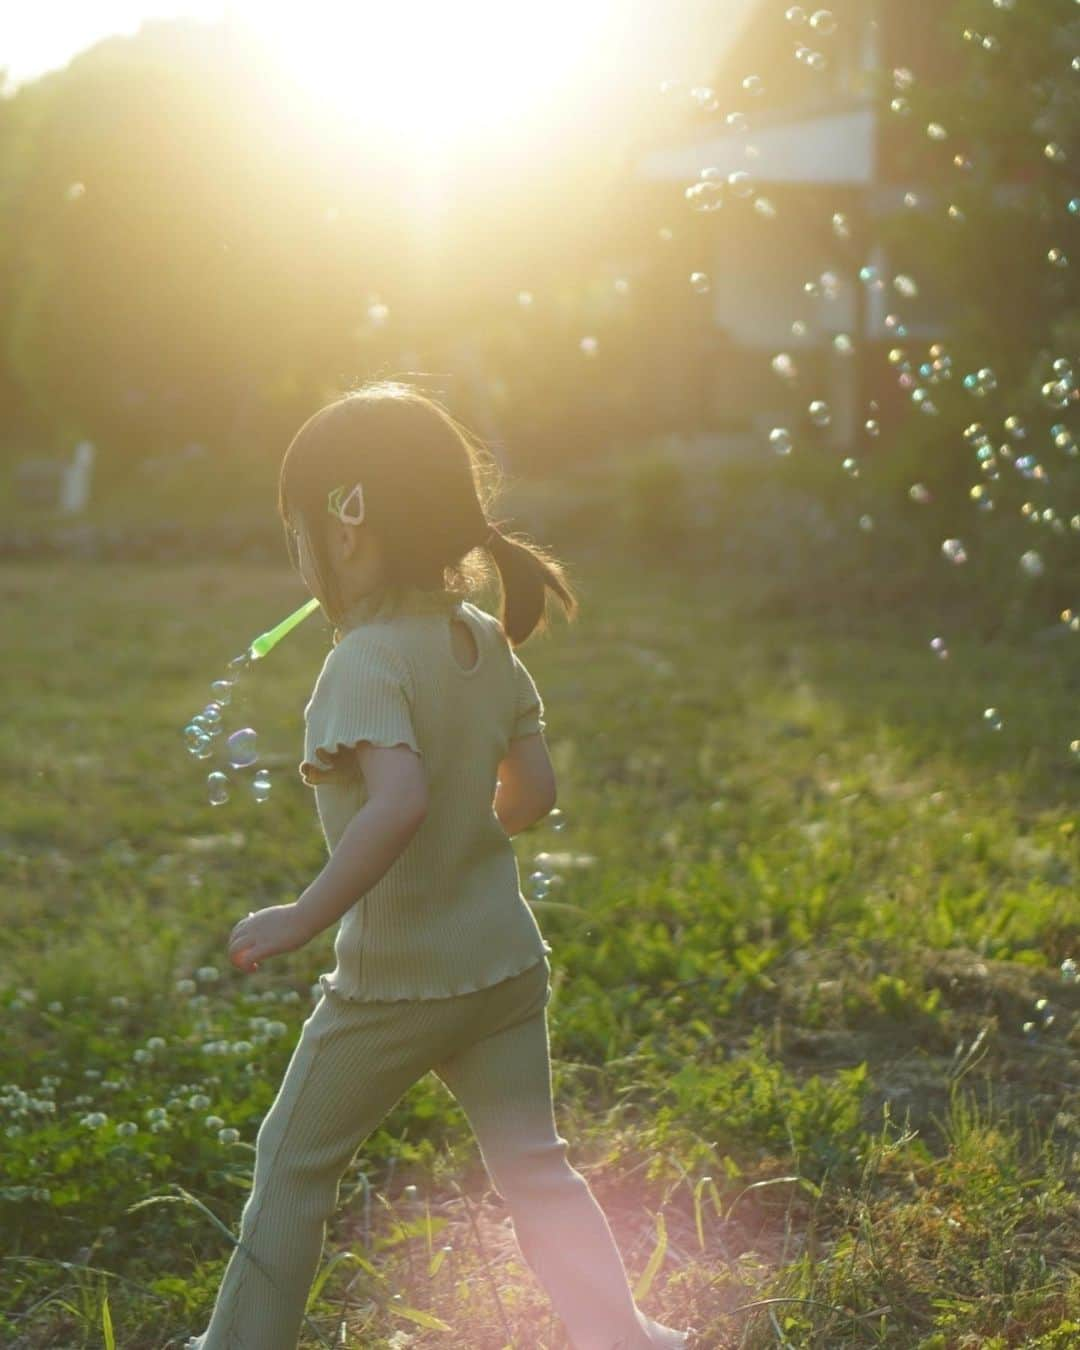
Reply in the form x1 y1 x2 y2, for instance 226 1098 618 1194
2 557 1078 1348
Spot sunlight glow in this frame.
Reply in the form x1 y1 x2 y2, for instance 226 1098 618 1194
236 0 617 148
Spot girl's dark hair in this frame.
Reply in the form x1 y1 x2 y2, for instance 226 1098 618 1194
278 381 577 647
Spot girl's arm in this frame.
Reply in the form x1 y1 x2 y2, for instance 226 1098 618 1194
494 731 556 836
295 743 428 938
228 744 426 971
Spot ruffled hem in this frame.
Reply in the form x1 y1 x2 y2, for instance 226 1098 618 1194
318 946 552 1003
298 735 422 787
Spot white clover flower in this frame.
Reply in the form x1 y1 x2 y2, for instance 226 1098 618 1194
218 1127 240 1144
248 1017 269 1032
175 978 197 995
230 1040 253 1056
10 1000 25 1012
196 966 219 983
117 1121 138 1137
81 1112 108 1128
146 1106 168 1122
205 1115 225 1130
133 1049 152 1064
189 994 210 1008
83 1068 102 1079
72 1094 93 1107
146 1037 166 1051
109 996 129 1010
189 1093 211 1110
149 1119 170 1133
265 1021 287 1038
47 1001 64 1013
280 990 301 1004
17 988 37 1003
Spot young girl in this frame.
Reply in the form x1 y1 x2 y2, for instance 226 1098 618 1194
185 383 693 1350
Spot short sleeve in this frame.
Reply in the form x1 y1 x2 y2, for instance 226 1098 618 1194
510 649 546 740
300 637 420 787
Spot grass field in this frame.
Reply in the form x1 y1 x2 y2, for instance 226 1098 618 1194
2 556 1078 1348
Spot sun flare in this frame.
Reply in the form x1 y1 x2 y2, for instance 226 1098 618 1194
237 0 617 147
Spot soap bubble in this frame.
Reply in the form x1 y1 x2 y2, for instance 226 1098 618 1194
858 514 874 532
580 336 598 357
842 457 859 477
930 637 949 660
772 352 797 379
942 539 968 564
517 290 534 308
185 724 211 755
208 772 230 806
809 10 836 36
210 680 233 705
1004 416 1026 440
690 271 711 293
785 5 807 22
252 769 272 803
742 75 764 97
809 400 831 427
766 429 793 456
754 196 778 218
200 704 223 729
1019 551 1045 578
726 111 748 131
832 212 851 239
226 728 258 769
1044 142 1066 164
727 170 754 198
983 708 1003 732
1048 248 1069 269
865 419 881 437
685 178 725 212
909 483 932 504
769 427 793 456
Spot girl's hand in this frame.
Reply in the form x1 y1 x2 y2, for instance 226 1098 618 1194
227 904 311 973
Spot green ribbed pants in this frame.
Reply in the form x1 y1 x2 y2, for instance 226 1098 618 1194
186 958 683 1350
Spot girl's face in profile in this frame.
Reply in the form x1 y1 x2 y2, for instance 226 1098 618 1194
292 516 372 613
292 522 323 605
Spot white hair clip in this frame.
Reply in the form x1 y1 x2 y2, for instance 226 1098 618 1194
327 481 365 525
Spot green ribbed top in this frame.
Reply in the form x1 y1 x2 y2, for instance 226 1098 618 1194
300 583 552 1001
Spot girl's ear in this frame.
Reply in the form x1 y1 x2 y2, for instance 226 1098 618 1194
339 521 364 562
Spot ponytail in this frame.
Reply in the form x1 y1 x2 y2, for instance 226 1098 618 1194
483 519 578 647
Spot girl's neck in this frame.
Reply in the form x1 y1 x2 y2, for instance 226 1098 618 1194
337 580 461 633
